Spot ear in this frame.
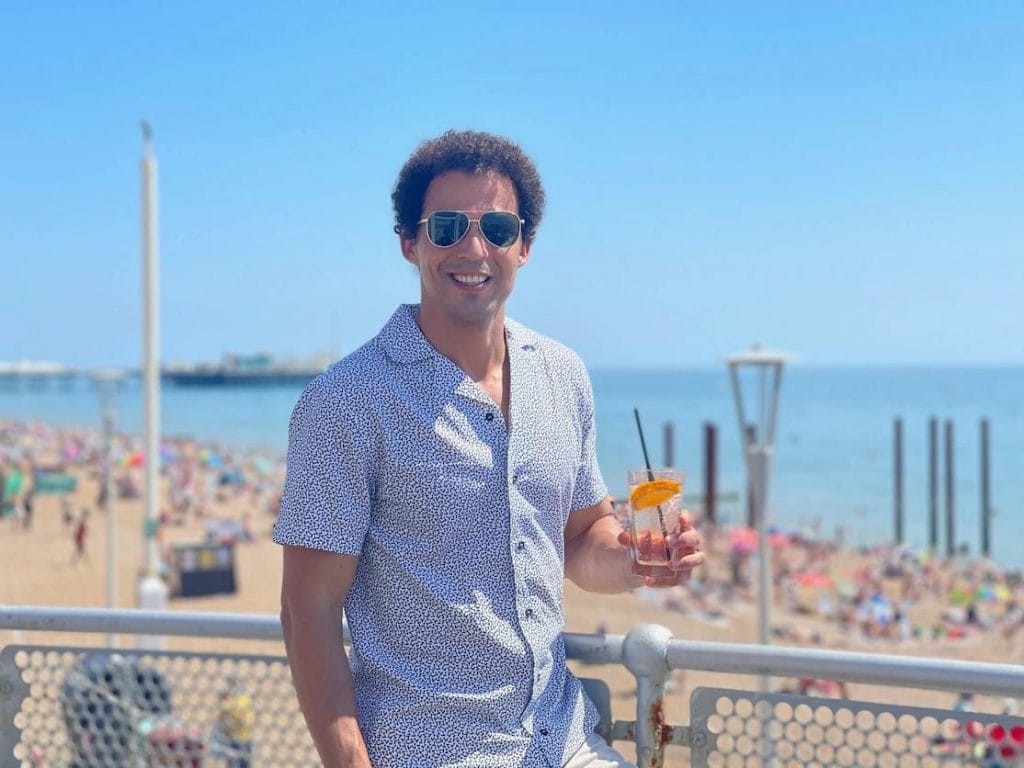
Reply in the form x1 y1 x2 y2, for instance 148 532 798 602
400 234 419 267
517 238 532 268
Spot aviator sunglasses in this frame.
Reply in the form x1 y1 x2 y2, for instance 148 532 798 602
418 210 525 249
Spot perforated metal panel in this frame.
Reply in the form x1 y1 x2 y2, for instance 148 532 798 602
0 645 317 767
689 687 1024 768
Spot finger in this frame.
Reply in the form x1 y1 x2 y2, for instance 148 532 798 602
678 510 693 531
666 528 699 546
674 530 701 550
670 552 706 570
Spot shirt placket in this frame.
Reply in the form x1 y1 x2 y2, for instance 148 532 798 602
504 339 560 754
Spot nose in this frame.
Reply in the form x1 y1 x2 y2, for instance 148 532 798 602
459 221 490 255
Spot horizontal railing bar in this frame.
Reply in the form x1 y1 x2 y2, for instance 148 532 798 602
0 606 284 641
666 639 1024 697
562 631 626 664
1 607 619 655
4 606 1022 697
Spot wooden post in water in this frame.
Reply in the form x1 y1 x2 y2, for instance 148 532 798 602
893 418 904 545
928 417 939 552
663 421 675 467
745 424 756 528
703 422 718 525
944 419 955 557
980 418 991 558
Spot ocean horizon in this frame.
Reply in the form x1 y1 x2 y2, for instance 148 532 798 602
2 365 1021 567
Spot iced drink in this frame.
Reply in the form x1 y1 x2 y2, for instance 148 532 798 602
627 468 684 577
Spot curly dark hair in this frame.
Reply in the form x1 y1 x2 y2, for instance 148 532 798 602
391 130 546 244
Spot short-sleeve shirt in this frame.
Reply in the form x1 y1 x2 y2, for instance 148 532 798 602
274 304 609 768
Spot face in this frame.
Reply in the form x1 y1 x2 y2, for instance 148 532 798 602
401 170 531 327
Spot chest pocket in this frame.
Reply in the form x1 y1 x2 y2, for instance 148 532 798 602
376 461 491 544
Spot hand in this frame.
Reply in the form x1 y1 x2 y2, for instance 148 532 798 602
617 511 705 588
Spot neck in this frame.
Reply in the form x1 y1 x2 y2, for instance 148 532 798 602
415 304 507 381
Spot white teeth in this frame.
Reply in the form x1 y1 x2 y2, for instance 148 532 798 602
452 274 488 285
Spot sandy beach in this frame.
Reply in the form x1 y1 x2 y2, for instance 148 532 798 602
2 420 1022 764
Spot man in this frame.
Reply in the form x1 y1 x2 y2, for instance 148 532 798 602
275 130 704 767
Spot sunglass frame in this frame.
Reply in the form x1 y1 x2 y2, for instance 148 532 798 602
417 210 525 249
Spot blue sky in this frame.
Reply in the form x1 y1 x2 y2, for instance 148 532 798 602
3 2 1022 369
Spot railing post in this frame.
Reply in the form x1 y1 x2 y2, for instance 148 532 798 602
622 624 673 768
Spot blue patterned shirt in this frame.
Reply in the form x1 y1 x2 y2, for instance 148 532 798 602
274 304 609 767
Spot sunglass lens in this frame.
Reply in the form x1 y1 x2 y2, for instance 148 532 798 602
426 211 469 247
480 212 521 247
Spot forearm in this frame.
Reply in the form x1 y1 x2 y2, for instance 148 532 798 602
282 607 371 768
565 514 643 593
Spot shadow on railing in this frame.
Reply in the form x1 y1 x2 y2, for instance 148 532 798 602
2 606 1024 767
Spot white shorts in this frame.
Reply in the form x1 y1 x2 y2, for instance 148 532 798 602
563 732 636 767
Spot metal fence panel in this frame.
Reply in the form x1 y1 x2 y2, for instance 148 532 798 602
0 645 317 767
689 686 1024 768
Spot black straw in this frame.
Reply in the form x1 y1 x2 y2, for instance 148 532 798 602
633 408 656 481
633 407 672 562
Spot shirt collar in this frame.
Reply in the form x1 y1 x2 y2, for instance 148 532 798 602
378 304 437 364
379 304 535 365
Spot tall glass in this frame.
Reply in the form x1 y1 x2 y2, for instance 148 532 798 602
627 468 685 577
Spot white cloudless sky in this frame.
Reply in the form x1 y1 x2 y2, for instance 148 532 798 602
3 2 1021 368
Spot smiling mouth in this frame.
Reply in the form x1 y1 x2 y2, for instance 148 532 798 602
450 273 491 287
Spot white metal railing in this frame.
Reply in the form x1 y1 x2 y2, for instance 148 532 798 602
3 605 1024 767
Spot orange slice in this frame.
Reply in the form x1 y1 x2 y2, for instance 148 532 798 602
629 479 682 510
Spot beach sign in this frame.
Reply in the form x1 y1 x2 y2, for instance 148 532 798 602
32 468 78 495
168 541 237 598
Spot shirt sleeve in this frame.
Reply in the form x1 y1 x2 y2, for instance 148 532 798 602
569 364 609 511
272 376 374 555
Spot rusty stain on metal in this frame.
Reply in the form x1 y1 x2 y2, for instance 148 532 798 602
649 698 671 746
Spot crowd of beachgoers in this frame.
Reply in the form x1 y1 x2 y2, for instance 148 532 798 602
614 505 1024 660
4 418 1023 659
0 420 284 560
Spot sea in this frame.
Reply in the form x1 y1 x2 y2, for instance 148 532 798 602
2 366 1022 567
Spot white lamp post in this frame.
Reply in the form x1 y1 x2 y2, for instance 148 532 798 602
138 121 168 649
726 344 789 690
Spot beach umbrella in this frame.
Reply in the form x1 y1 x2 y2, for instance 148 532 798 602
729 527 758 554
121 451 145 468
976 585 998 603
794 571 835 589
949 586 970 606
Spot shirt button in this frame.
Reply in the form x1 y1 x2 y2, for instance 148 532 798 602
524 608 534 618
539 727 549 736
516 541 526 552
485 412 495 421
